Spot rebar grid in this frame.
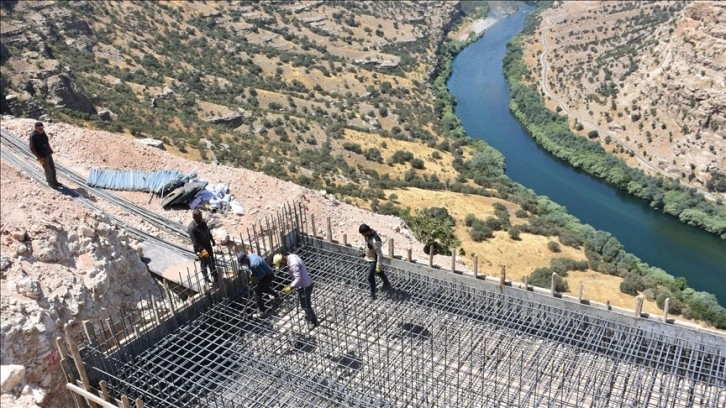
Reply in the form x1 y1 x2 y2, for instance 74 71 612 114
81 243 726 407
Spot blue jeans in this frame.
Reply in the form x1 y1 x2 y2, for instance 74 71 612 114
367 262 391 296
297 284 318 325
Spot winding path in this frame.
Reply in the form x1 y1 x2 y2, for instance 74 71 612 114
538 13 717 201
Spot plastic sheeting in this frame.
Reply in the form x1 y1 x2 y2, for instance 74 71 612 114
189 182 245 215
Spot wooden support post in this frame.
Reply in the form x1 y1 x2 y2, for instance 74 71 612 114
343 233 348 246
326 217 333 242
311 214 317 238
578 283 584 303
450 249 456 273
550 272 558 295
500 266 506 289
663 298 670 322
473 255 478 278
64 323 99 408
99 381 110 402
388 239 394 258
121 395 131 408
635 296 644 318
406 248 412 262
65 384 117 408
606 300 611 310
135 398 144 408
428 249 434 268
57 337 87 408
523 275 528 290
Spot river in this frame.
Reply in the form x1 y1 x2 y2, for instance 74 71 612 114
447 5 726 304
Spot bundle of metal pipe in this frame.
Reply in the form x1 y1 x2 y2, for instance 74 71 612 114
87 168 185 193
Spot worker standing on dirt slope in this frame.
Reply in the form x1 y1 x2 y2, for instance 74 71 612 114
359 223 392 300
28 121 60 189
273 253 319 330
187 209 217 284
238 250 279 318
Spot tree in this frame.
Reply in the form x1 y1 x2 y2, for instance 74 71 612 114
529 267 569 292
401 207 460 255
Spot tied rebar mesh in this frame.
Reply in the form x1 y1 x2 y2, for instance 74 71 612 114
78 242 726 408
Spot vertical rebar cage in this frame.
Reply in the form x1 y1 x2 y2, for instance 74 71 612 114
65 205 725 408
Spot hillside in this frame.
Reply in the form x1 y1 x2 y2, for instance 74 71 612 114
520 0 725 196
1 0 470 191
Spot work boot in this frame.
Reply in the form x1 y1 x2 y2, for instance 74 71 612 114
370 293 377 300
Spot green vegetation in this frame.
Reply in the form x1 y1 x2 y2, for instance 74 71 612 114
500 5 726 327
401 207 460 256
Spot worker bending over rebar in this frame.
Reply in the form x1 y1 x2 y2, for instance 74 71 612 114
238 250 280 318
274 253 319 330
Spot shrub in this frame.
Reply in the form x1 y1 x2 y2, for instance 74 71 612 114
464 213 478 227
342 142 363 154
515 209 529 218
547 241 561 252
558 232 583 248
411 158 425 169
364 148 383 162
391 150 414 163
485 216 503 231
508 226 521 240
529 267 569 292
620 272 643 296
469 220 493 242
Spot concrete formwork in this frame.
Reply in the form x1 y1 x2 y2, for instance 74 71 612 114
66 232 726 408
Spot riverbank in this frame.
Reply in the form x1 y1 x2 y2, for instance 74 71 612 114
443 3 725 327
456 16 499 41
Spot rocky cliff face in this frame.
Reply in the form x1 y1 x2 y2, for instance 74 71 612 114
529 1 725 193
0 162 160 407
0 1 96 116
640 1 725 182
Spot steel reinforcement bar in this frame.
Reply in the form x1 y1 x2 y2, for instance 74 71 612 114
73 238 726 407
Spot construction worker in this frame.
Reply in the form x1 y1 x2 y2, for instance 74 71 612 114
273 253 319 330
29 121 60 189
359 223 392 299
237 250 279 318
187 209 217 283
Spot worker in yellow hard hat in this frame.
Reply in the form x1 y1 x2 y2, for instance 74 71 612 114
274 253 319 330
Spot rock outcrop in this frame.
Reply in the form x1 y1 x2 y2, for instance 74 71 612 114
530 1 725 192
205 113 243 128
0 188 160 407
46 74 94 114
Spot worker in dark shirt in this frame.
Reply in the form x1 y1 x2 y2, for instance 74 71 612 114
187 209 217 283
28 121 60 188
